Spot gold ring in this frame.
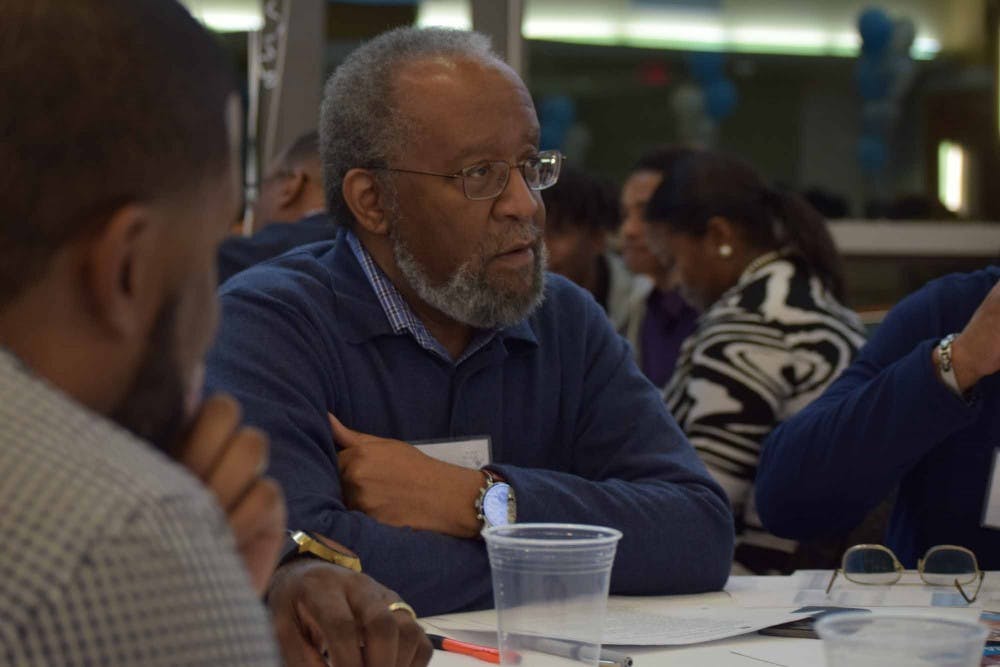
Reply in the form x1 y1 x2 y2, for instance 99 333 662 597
388 601 417 620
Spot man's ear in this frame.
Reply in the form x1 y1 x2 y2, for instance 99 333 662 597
83 205 162 339
342 168 390 236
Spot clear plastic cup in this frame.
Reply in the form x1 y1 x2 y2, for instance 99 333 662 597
483 524 622 666
816 612 989 667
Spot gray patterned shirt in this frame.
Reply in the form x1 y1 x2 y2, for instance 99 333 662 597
0 350 279 665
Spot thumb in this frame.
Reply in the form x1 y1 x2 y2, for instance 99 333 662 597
328 413 363 449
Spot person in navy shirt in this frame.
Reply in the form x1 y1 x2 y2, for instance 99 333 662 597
217 131 334 284
757 267 1000 569
206 26 733 616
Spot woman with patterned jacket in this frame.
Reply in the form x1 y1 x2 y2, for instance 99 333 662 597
644 149 866 574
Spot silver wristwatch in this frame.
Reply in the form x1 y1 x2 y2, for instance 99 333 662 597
936 333 962 396
475 469 516 530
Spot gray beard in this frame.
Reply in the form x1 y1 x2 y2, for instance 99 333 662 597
390 221 547 330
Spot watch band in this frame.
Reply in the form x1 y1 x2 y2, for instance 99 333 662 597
277 530 362 572
474 469 499 528
937 333 962 396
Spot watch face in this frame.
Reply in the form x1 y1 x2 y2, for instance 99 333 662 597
483 483 512 527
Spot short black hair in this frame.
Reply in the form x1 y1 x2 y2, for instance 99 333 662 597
280 130 321 170
0 0 236 306
541 166 620 233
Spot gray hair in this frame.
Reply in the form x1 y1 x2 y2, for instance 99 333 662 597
319 27 502 227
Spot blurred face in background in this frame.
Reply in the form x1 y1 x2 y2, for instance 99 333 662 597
543 220 606 289
620 170 669 281
645 220 732 312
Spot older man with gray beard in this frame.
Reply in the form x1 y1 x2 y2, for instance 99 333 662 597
206 26 734 616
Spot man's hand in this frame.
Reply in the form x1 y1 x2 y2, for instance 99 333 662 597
178 394 287 594
268 558 433 667
947 279 1000 392
330 414 483 539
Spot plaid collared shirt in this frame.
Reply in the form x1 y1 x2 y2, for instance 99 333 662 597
345 231 495 363
0 349 278 666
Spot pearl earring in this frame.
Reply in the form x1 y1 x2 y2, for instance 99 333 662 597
719 244 733 258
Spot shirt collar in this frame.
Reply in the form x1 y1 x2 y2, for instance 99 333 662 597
344 230 507 364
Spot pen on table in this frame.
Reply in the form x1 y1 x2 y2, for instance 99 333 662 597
427 633 504 664
522 636 633 667
597 648 633 667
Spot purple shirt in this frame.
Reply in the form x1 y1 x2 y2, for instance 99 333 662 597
640 288 699 387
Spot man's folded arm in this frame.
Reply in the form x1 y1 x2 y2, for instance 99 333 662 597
492 465 734 594
266 414 494 616
490 310 735 595
206 288 495 615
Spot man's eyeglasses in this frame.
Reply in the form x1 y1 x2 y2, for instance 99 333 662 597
826 544 984 604
379 150 563 201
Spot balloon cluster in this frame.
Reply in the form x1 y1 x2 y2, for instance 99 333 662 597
670 52 739 147
855 7 917 174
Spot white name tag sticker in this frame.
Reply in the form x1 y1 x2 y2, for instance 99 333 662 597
413 436 491 470
981 449 1000 530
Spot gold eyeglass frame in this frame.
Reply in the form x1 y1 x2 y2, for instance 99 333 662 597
826 544 984 604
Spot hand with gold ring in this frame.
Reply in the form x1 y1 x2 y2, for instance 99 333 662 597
268 557 432 667
388 601 417 620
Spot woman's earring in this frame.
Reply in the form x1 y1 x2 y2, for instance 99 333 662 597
719 244 733 258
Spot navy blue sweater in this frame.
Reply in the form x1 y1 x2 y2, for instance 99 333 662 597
756 267 1000 568
216 213 334 285
206 229 734 615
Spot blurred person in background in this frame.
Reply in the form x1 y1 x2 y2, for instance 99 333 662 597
645 149 866 573
218 131 334 284
542 165 651 334
251 130 326 227
620 148 701 386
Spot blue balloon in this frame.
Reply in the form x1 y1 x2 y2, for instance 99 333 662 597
687 52 726 85
538 95 576 150
858 7 894 57
538 95 576 126
704 79 738 121
540 121 570 152
858 135 888 173
855 56 891 101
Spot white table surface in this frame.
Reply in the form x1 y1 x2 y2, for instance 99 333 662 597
425 571 999 666
430 633 822 666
